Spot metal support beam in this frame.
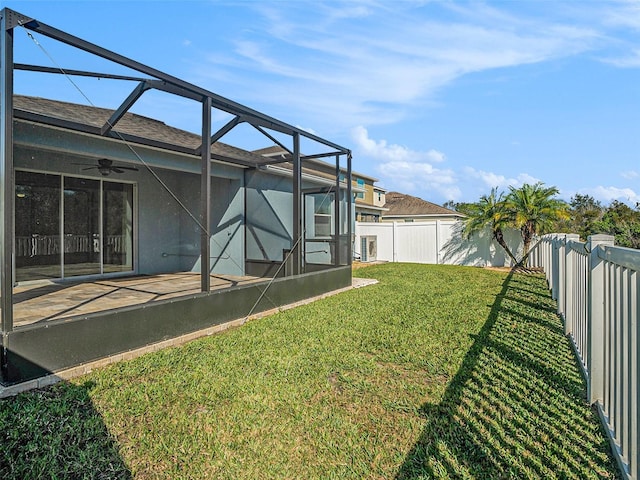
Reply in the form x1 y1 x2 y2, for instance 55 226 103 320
145 80 203 102
15 63 148 82
347 152 353 265
1 12 14 336
101 81 150 135
292 132 302 275
200 97 212 292
11 7 348 153
301 151 345 161
250 123 293 156
246 115 292 137
334 154 340 266
1 8 32 30
195 115 241 156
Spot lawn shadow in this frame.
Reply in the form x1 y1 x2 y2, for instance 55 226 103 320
395 271 619 479
0 380 131 479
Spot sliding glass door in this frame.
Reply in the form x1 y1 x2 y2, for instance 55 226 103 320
103 181 134 273
15 170 135 283
63 177 101 277
15 171 61 281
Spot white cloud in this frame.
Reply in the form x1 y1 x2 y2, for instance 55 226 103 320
621 170 640 179
463 167 540 190
601 48 640 67
351 126 445 163
351 126 459 199
585 186 640 204
195 1 603 132
603 1 640 31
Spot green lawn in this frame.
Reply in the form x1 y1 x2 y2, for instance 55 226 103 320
0 264 620 479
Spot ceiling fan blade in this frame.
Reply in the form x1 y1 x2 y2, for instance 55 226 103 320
73 159 138 174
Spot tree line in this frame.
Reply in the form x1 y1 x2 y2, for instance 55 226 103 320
554 194 640 249
444 183 640 267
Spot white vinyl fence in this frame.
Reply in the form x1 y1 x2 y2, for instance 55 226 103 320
530 234 639 480
355 220 521 267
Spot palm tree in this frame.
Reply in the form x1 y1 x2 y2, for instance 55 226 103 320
506 182 569 265
462 187 518 265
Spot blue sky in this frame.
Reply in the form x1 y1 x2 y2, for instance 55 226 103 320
4 0 640 206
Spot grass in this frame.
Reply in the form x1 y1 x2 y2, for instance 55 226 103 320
0 263 620 479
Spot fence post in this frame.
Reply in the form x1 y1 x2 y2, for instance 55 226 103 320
557 234 567 316
545 236 552 285
563 234 580 335
548 236 554 292
587 234 615 405
392 222 398 263
551 234 560 301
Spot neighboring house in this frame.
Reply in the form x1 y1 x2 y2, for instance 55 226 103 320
381 191 464 222
352 172 387 223
356 182 387 223
355 191 463 263
356 191 523 267
255 146 387 223
0 8 352 385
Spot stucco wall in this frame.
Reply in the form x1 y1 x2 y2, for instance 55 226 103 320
245 170 293 262
14 123 246 278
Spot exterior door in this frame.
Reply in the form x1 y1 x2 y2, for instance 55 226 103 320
15 171 61 281
63 177 101 277
15 170 134 282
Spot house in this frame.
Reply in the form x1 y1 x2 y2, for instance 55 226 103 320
255 146 387 222
0 8 352 384
381 191 464 222
353 174 387 223
355 192 464 263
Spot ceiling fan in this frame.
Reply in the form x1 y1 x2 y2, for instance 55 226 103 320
74 158 139 176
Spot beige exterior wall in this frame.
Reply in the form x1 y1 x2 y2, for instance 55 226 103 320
353 176 388 222
373 188 386 207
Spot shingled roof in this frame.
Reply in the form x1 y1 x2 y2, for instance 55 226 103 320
14 95 273 168
383 191 463 218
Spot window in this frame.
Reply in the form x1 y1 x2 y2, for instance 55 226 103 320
314 194 333 237
356 178 365 199
305 192 334 238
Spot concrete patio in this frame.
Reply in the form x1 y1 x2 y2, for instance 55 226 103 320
12 273 263 327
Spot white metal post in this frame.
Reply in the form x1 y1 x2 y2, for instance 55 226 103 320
563 234 580 336
551 234 560 301
587 234 615 404
632 269 639 480
557 234 567 316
